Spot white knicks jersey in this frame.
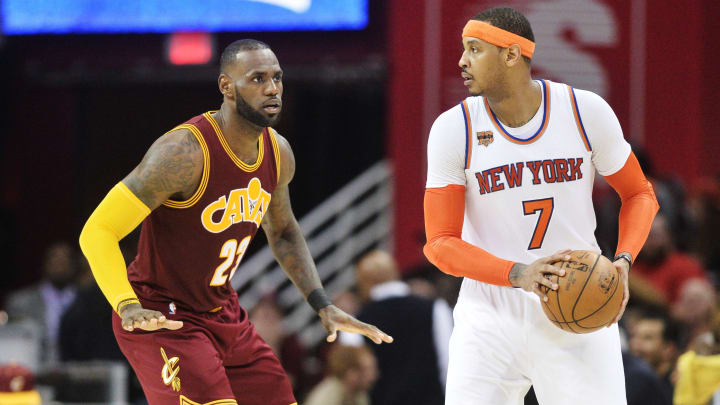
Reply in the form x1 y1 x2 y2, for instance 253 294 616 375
426 79 631 266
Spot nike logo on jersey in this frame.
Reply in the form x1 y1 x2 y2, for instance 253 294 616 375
201 177 271 233
475 158 583 195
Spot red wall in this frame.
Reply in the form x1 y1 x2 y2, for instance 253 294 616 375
388 0 720 269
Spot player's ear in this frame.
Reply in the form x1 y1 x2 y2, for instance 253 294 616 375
505 44 523 67
218 73 235 100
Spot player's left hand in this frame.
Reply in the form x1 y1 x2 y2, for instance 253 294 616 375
608 259 630 326
318 305 393 344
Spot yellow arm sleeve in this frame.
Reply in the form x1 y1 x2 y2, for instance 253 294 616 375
79 182 151 313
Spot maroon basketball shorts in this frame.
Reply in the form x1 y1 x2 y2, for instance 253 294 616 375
112 298 296 405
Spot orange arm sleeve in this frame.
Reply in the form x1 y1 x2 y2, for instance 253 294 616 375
604 152 660 260
423 185 514 286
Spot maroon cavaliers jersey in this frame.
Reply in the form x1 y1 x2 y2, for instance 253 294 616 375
127 111 280 312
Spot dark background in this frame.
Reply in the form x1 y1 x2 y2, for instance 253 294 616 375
0 2 390 303
2 0 720 301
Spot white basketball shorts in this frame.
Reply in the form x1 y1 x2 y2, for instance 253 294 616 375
445 278 627 405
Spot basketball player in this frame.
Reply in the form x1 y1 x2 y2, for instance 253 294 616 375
79 39 392 405
424 8 659 405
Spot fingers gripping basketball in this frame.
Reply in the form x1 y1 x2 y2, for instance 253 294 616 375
540 250 623 333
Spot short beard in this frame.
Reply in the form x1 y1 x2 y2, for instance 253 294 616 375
234 88 280 128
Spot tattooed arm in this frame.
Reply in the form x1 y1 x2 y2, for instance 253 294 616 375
261 134 322 296
262 134 392 344
80 128 202 332
122 128 204 209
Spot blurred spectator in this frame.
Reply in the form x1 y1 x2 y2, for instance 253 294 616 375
673 304 720 405
404 262 462 308
0 363 41 405
612 322 671 405
406 276 437 299
304 344 377 405
307 289 363 397
671 278 718 352
595 146 694 255
673 351 720 405
249 295 308 396
629 214 708 308
58 256 124 362
345 250 452 405
628 309 681 402
334 289 361 317
621 352 672 405
688 176 720 274
6 241 79 363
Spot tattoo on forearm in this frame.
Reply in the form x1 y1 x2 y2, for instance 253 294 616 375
509 263 524 286
263 185 322 297
271 224 322 296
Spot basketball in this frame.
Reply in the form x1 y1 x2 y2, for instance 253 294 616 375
541 250 623 334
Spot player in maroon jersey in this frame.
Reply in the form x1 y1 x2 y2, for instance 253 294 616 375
79 39 392 405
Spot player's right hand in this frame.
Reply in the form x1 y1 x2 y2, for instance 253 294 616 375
120 303 183 332
509 250 571 302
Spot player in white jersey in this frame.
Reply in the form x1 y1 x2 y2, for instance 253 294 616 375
423 7 659 405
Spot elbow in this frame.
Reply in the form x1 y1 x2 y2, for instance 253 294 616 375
78 221 91 253
647 185 661 218
652 193 660 214
422 242 434 263
648 180 660 213
423 238 459 278
423 236 441 264
78 216 108 255
622 181 660 214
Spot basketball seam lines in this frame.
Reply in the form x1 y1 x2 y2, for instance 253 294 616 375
540 276 565 330
564 265 621 329
554 261 578 333
570 254 600 321
567 254 599 332
543 254 622 332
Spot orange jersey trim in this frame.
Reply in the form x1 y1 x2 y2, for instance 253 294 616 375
163 124 211 209
567 85 592 152
485 79 550 145
461 100 473 169
423 185 515 286
604 152 659 260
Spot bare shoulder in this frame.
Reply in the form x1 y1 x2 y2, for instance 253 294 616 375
122 127 204 210
273 132 296 187
261 132 296 234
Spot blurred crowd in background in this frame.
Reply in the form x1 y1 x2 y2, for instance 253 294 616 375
0 0 718 402
0 144 719 404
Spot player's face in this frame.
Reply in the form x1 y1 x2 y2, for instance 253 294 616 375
228 49 284 127
459 37 504 96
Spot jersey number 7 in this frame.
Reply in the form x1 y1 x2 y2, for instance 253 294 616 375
522 198 554 250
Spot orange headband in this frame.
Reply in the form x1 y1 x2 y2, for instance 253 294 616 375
462 20 535 58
